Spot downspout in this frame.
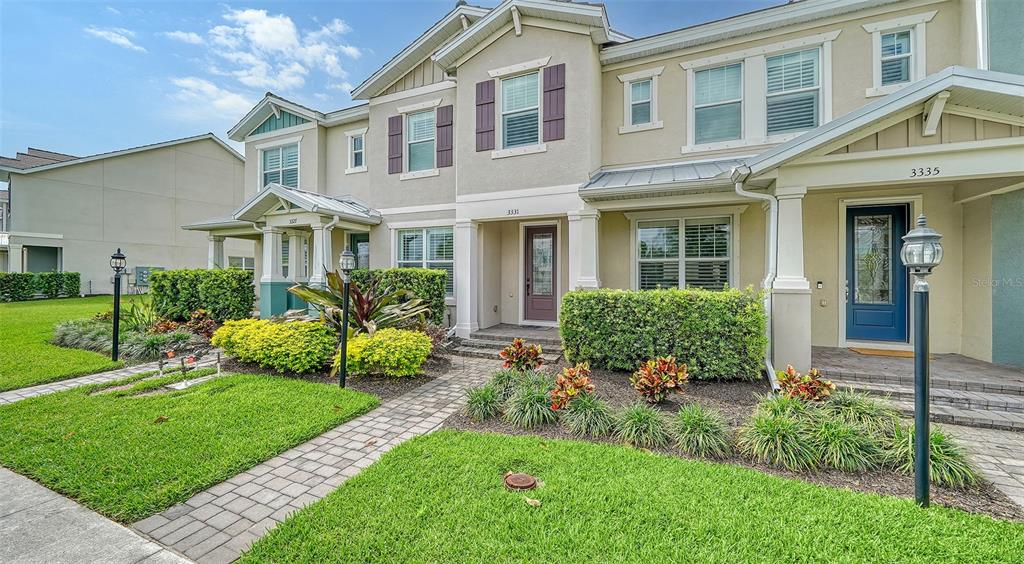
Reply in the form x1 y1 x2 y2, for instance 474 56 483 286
731 165 780 391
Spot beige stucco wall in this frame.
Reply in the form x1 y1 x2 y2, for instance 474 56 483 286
9 138 251 294
961 196 993 361
324 119 371 200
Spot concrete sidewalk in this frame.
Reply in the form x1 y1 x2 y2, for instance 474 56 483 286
0 468 190 564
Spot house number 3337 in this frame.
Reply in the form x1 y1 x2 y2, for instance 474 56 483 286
507 209 520 216
910 166 940 177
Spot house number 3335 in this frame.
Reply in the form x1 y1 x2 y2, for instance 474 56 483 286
910 166 940 177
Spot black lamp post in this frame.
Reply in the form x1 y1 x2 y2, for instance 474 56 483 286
109 248 127 361
337 247 357 388
899 213 944 508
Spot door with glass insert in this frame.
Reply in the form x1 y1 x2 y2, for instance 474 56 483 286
525 226 557 322
845 205 909 342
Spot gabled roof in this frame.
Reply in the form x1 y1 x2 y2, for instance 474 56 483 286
433 0 619 70
735 66 1024 181
233 183 382 225
0 148 78 170
351 3 490 100
227 93 369 142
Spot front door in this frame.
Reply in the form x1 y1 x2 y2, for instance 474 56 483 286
845 204 909 342
525 225 557 322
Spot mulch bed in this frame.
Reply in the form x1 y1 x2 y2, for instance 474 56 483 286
444 362 1024 522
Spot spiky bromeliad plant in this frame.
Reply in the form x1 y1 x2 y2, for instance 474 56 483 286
883 425 978 488
288 273 431 335
671 403 731 458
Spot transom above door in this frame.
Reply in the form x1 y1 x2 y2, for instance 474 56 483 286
845 204 909 343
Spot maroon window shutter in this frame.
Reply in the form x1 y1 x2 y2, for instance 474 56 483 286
475 80 495 151
543 63 565 142
387 115 403 174
435 105 454 167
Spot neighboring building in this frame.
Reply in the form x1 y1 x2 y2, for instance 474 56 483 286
0 134 253 294
188 0 1024 369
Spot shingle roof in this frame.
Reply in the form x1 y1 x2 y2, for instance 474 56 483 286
0 148 78 170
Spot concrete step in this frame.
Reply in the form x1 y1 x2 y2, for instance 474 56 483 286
820 367 1024 398
460 338 563 354
450 345 561 364
888 399 1024 432
835 380 1024 415
469 330 563 347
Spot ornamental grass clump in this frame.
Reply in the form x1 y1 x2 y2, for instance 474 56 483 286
737 412 818 471
615 404 670 448
819 390 900 433
464 385 501 422
550 363 594 411
630 356 688 404
671 403 731 458
807 416 882 473
503 377 556 429
776 365 835 401
561 393 614 437
499 338 545 371
489 369 523 400
755 393 812 419
883 425 978 488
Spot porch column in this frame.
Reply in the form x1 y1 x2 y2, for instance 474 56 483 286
259 228 288 317
772 186 812 371
7 243 23 273
287 232 308 282
207 236 225 269
567 209 601 289
308 222 334 288
454 219 479 338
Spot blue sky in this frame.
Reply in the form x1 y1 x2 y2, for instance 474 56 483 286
0 0 780 158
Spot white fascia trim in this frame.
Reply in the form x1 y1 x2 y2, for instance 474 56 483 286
396 98 443 114
456 183 578 203
322 104 369 126
861 10 936 33
244 121 316 143
488 56 552 79
368 81 457 107
378 202 457 215
253 135 303 151
679 30 842 70
400 168 440 181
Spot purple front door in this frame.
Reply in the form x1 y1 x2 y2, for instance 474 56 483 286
525 226 557 322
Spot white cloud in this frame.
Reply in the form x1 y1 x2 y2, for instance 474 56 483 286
162 31 203 45
170 77 254 117
84 26 146 52
106 6 121 16
339 45 362 59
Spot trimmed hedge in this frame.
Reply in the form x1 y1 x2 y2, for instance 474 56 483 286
0 271 80 302
212 319 335 374
151 269 255 322
560 288 767 381
350 268 447 325
343 327 433 377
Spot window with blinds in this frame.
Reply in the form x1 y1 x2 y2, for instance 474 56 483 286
262 143 298 188
694 63 742 144
630 79 652 126
407 111 435 172
397 227 455 297
766 48 820 135
501 72 540 148
880 30 912 85
351 134 364 168
637 217 732 290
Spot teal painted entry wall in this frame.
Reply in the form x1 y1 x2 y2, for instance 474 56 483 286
251 110 309 136
992 190 1024 367
260 281 291 318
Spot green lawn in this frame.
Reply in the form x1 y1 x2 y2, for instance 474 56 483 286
0 371 378 522
0 296 129 391
245 430 1024 563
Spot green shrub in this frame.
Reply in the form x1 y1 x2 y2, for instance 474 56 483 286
0 272 37 301
671 403 731 458
560 287 766 380
808 416 882 473
61 272 81 297
151 269 254 322
776 365 836 401
213 319 335 374
737 413 818 471
503 376 555 429
561 393 615 437
465 385 501 421
615 404 670 448
820 390 899 433
883 425 978 488
344 328 432 377
350 267 447 325
37 272 63 298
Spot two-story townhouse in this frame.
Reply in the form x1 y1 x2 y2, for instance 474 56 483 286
187 0 1024 371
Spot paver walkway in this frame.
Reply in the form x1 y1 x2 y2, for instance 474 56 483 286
134 356 501 563
946 424 1024 508
0 468 188 564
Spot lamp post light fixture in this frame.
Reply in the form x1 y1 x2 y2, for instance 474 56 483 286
900 213 944 508
337 247 357 388
109 248 127 362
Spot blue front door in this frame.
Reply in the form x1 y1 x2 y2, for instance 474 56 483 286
845 205 909 342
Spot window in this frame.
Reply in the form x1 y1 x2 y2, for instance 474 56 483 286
501 72 540 148
629 79 652 126
397 227 454 297
407 111 435 172
880 30 912 85
637 217 732 290
351 134 364 168
766 48 820 135
694 64 742 144
261 143 298 188
349 233 370 270
227 256 254 272
281 239 289 279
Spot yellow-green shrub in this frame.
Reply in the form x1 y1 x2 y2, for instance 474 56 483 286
340 328 432 377
212 319 335 373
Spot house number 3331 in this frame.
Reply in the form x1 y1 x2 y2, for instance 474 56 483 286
910 166 940 177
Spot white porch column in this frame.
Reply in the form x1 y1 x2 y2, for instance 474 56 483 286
454 219 479 338
260 228 285 283
567 209 601 289
7 244 23 273
308 222 334 287
772 186 812 371
207 236 225 269
287 232 308 282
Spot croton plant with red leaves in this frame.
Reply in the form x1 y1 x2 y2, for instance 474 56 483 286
499 338 544 371
776 364 835 401
630 356 688 404
550 363 595 411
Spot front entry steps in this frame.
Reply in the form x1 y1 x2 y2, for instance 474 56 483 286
450 330 563 364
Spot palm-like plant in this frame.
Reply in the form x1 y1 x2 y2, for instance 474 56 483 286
287 272 431 335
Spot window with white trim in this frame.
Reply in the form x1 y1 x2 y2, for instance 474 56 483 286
694 63 742 144
397 227 454 297
629 79 652 126
637 217 732 290
766 48 820 135
261 143 298 188
501 71 540 148
407 111 435 172
880 30 912 86
227 256 254 272
350 133 364 169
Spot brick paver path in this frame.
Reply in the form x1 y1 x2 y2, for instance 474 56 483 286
0 361 165 406
946 424 1024 508
134 356 501 563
